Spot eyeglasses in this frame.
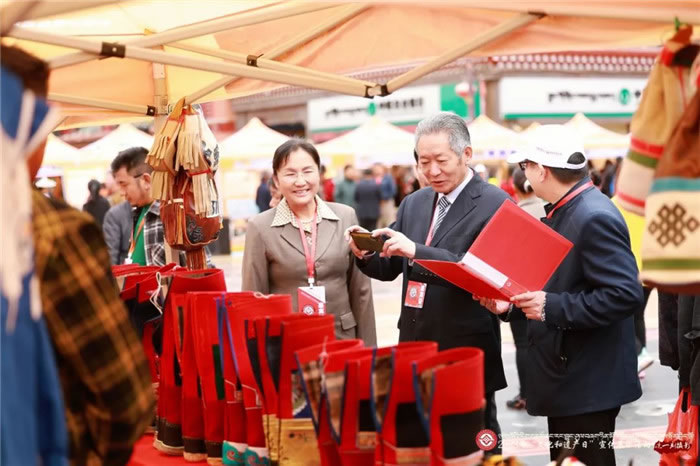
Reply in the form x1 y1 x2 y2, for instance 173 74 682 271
518 160 531 171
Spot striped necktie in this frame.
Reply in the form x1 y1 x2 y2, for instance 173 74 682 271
432 195 451 234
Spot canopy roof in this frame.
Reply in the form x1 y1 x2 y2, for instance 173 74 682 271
2 1 698 127
467 115 522 161
78 124 153 166
564 112 630 159
317 116 415 168
42 133 81 167
219 117 289 164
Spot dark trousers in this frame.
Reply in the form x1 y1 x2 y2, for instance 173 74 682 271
358 217 377 232
484 392 502 455
509 319 528 398
635 286 652 354
548 406 620 466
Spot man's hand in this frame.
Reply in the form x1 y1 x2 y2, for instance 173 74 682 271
511 291 547 321
473 295 511 315
372 227 416 259
345 225 370 259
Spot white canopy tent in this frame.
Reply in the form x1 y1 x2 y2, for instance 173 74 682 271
564 112 631 159
467 115 523 162
78 124 154 167
316 116 415 169
42 134 81 167
219 117 289 170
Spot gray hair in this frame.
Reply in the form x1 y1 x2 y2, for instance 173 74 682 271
414 112 471 157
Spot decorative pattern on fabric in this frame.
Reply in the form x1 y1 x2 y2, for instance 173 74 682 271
271 196 340 232
222 440 247 465
300 359 323 425
186 215 206 244
648 203 699 247
372 354 393 428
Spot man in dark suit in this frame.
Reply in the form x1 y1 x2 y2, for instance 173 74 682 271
354 168 383 231
479 125 643 466
346 112 509 453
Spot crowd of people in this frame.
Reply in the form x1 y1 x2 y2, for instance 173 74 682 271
3 41 691 466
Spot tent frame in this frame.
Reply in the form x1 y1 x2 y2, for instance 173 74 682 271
9 25 374 97
4 1 699 118
183 3 371 104
46 1 343 69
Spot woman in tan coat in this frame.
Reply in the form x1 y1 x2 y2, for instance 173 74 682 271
242 139 377 345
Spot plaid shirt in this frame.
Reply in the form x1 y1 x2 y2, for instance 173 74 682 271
137 201 168 266
32 191 154 465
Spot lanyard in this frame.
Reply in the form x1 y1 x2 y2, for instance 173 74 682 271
296 210 318 286
127 208 148 260
546 181 594 219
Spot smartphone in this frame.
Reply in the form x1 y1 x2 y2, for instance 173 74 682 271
350 231 386 252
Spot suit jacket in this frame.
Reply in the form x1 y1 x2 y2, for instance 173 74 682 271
508 178 644 417
358 175 509 393
354 179 382 219
242 200 377 346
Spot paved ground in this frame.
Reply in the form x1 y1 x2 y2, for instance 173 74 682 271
214 254 676 465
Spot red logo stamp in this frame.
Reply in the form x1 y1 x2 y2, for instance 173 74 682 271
476 429 498 451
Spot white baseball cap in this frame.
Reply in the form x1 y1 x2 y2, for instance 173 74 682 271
474 163 487 173
507 124 587 169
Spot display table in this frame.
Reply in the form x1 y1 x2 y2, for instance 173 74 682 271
128 435 191 465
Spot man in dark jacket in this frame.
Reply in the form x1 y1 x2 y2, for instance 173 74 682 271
103 200 132 266
480 125 643 466
347 112 509 455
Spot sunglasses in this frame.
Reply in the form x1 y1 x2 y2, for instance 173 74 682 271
518 160 532 171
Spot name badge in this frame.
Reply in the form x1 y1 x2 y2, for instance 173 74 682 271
404 281 427 309
297 285 326 316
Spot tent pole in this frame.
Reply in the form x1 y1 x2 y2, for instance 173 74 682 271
170 42 375 87
9 26 369 97
45 2 342 70
152 62 169 131
456 2 700 25
184 3 368 104
379 13 542 96
48 93 152 114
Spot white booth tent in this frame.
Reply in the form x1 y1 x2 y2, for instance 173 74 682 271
42 133 81 167
316 116 415 169
564 112 631 160
467 115 523 162
78 124 154 166
2 1 697 131
218 117 290 170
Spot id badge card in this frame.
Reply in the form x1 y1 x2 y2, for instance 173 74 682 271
404 281 427 309
297 285 326 316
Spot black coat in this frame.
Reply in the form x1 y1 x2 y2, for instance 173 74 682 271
83 196 110 226
510 178 644 417
354 178 382 220
357 175 509 394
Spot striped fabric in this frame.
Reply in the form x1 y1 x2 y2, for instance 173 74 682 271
432 196 451 234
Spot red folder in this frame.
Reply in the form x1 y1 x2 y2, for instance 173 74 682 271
416 200 572 300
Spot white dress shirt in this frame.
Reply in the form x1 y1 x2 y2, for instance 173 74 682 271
428 168 474 235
